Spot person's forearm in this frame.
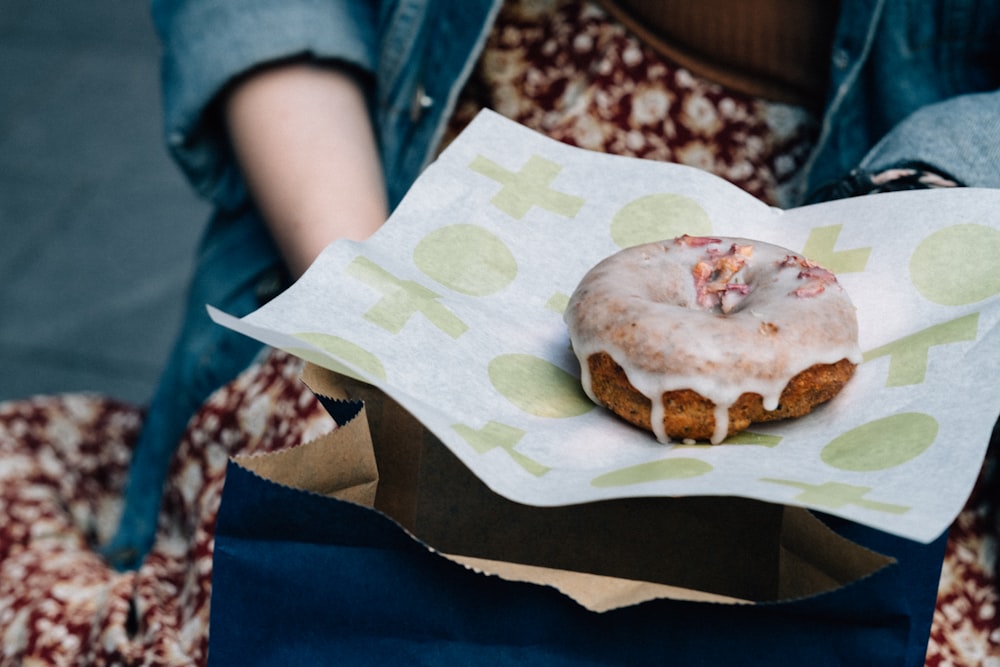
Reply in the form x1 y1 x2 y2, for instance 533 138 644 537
225 61 387 277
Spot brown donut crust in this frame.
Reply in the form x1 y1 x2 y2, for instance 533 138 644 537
587 352 857 442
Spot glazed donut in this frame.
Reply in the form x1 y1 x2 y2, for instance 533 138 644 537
564 235 862 444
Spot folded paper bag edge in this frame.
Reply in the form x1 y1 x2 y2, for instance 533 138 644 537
778 505 896 601
442 552 753 611
232 397 378 506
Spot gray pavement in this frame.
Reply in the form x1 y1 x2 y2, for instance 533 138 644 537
0 0 209 404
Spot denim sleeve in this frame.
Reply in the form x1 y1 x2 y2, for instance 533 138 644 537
859 89 1000 189
152 0 379 210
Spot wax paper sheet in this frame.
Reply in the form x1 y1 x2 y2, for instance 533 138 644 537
213 110 1000 543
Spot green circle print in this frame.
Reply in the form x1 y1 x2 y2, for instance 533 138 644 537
821 412 937 472
488 353 594 418
610 193 712 248
414 224 518 296
591 457 713 487
293 332 386 381
911 224 1000 305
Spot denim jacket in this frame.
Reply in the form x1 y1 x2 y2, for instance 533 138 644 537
152 0 1000 212
115 0 999 570
798 0 1000 203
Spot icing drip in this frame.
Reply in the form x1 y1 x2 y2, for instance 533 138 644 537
565 236 862 444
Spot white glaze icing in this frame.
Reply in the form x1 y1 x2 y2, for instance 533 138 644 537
564 236 862 443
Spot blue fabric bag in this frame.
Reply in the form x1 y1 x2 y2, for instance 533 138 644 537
208 369 946 666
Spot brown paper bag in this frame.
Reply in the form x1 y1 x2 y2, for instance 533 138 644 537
273 363 893 612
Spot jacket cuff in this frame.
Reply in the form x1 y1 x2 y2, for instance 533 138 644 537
804 161 961 204
857 89 1000 192
153 0 378 209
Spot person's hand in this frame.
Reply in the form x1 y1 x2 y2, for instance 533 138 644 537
225 60 387 277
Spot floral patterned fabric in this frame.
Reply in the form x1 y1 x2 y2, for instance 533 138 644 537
446 0 819 207
0 0 996 664
0 355 331 665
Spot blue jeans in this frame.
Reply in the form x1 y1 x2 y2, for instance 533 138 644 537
102 204 284 570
